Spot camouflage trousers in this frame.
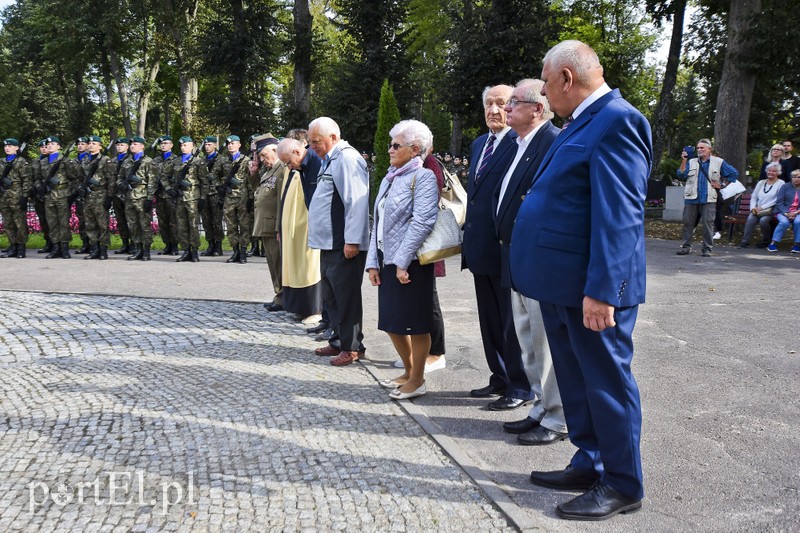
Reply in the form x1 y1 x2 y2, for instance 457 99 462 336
155 196 176 246
44 195 71 243
34 197 50 241
125 198 154 246
201 194 224 241
223 197 251 248
175 198 200 249
112 196 130 239
83 194 110 246
0 194 28 244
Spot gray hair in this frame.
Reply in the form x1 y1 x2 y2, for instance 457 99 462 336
277 138 303 158
481 84 513 107
791 169 800 179
766 162 783 175
516 78 554 120
308 117 340 138
697 138 713 148
542 40 602 86
389 120 433 156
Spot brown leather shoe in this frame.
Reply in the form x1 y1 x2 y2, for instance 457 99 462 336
330 351 359 366
314 345 340 356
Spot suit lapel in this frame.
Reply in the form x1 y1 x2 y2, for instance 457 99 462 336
497 125 551 218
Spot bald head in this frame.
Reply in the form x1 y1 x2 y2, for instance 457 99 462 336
540 40 605 119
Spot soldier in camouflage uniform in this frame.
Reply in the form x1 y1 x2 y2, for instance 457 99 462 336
41 136 81 259
31 140 53 253
0 139 32 258
73 136 91 254
78 135 114 260
111 137 132 254
163 136 206 262
220 135 252 264
201 136 225 256
119 136 158 261
151 136 179 255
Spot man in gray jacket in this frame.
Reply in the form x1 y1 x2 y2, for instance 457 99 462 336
307 117 370 366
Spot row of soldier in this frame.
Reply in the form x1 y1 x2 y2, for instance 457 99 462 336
0 133 280 262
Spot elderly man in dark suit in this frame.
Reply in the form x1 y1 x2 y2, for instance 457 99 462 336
492 79 564 445
511 40 652 520
462 84 533 411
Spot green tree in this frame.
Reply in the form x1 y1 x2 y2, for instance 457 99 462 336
372 79 401 203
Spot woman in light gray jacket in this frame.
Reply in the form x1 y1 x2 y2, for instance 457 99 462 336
366 120 439 400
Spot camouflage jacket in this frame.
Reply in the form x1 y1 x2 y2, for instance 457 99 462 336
118 154 157 201
0 156 32 200
162 154 206 202
79 153 114 202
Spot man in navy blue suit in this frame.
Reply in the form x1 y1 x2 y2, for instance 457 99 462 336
462 84 534 411
510 41 652 520
492 79 566 445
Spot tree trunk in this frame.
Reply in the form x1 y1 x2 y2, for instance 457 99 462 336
649 0 686 181
292 0 312 126
99 49 118 141
450 114 463 156
713 0 761 177
229 0 247 133
107 42 133 137
136 61 160 136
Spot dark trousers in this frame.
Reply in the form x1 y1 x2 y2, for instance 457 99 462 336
539 302 644 500
320 249 366 353
473 274 532 399
430 281 445 355
34 197 50 241
112 196 130 239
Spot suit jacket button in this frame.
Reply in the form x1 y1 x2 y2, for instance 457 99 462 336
520 195 525 200
499 239 504 245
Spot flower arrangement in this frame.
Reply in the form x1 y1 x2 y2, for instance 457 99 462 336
645 198 665 208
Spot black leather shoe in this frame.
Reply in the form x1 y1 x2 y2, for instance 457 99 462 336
503 417 540 434
314 328 334 342
676 248 690 255
556 483 642 521
530 466 599 491
306 323 328 334
469 384 506 398
266 303 283 312
517 425 568 446
487 395 531 411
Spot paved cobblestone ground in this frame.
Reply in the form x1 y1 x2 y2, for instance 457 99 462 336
0 291 513 532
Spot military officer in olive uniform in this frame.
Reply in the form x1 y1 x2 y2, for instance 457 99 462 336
201 135 225 256
221 135 252 263
73 136 91 254
151 136 179 255
252 136 285 306
163 136 206 262
32 140 53 253
0 139 32 258
78 135 114 260
119 136 157 261
42 136 81 259
111 137 132 254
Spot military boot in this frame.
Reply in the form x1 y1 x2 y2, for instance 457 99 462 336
75 242 91 254
177 248 191 262
16 244 25 258
142 244 151 261
227 245 240 263
60 242 71 259
85 244 100 260
190 247 199 263
202 240 215 256
246 241 258 257
0 244 16 258
38 240 52 253
115 237 130 254
99 246 108 260
214 241 223 256
239 247 247 264
45 243 62 259
128 244 143 261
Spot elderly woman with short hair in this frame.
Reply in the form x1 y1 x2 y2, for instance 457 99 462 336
366 119 439 400
739 162 785 248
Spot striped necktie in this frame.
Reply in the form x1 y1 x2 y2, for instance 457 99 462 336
476 134 496 183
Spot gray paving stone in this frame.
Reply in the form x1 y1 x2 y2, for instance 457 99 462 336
0 291 513 531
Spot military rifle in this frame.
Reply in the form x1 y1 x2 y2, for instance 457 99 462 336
215 152 246 209
76 141 114 199
168 146 202 206
35 142 75 200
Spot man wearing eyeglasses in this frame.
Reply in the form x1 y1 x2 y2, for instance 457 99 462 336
462 84 533 411
781 140 799 182
494 79 564 444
